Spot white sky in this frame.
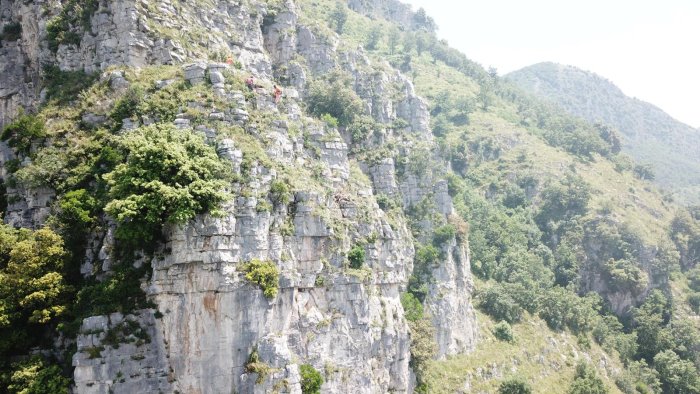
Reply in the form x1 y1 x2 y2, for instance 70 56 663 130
403 0 700 128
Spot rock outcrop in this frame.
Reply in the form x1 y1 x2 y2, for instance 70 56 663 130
1 0 478 392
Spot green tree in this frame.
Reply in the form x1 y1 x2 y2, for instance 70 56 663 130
366 26 382 50
499 378 532 394
348 244 366 269
299 364 323 394
5 357 69 394
568 362 608 394
387 27 401 54
330 2 348 33
400 292 424 322
653 350 700 393
307 72 365 126
103 124 231 249
0 226 70 355
1 112 46 156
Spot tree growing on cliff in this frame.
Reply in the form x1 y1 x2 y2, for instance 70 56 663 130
104 124 231 249
330 2 348 33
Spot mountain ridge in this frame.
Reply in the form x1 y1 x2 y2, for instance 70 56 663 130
506 61 700 205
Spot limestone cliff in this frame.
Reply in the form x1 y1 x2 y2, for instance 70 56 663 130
0 0 477 392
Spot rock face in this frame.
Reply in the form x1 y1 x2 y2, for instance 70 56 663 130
2 0 478 392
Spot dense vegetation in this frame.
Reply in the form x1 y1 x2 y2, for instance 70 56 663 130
0 66 234 390
1 0 699 392
507 62 700 205
297 0 700 392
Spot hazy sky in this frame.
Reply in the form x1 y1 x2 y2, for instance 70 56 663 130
403 0 700 128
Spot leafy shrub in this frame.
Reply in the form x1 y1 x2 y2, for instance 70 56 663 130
568 362 609 394
365 26 382 50
299 364 323 394
348 244 366 269
348 116 376 144
376 194 400 211
653 350 700 394
42 65 97 104
688 293 700 314
478 285 523 324
109 86 144 130
432 224 456 247
242 259 279 299
46 0 99 51
493 321 514 342
103 124 231 249
5 357 69 394
415 244 439 267
269 180 292 205
498 378 532 394
320 113 339 128
73 264 152 319
307 72 364 126
400 292 424 322
0 226 69 355
245 348 272 384
1 22 22 41
1 112 45 155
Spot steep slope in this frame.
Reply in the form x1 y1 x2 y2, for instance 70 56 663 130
506 62 700 204
0 0 476 393
2 1 700 393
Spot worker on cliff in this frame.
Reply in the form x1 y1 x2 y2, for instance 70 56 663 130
273 85 282 104
246 75 255 90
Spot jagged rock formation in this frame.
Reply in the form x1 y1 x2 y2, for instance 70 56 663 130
1 0 477 393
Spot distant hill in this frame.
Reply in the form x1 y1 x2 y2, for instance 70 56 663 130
506 62 700 205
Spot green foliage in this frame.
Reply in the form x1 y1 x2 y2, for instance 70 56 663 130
614 360 661 394
347 116 376 144
632 290 673 361
46 0 99 51
538 289 600 333
498 378 532 394
432 224 455 247
307 71 365 126
493 321 514 342
408 317 437 387
103 124 230 250
42 65 97 105
1 112 45 156
688 293 700 314
269 180 292 206
633 164 655 181
109 86 144 130
653 350 700 393
299 364 323 394
1 22 22 41
242 260 279 299
0 226 70 355
568 362 609 394
670 209 700 270
4 357 70 394
245 348 272 384
478 285 523 324
348 244 366 269
73 264 152 318
320 113 339 128
329 2 348 33
400 292 424 322
365 26 382 50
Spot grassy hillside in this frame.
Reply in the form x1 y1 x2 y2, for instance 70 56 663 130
506 62 700 205
296 1 700 392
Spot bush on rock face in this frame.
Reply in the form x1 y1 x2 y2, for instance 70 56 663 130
299 364 323 394
103 124 231 249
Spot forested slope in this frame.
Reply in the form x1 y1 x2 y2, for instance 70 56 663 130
507 62 700 205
